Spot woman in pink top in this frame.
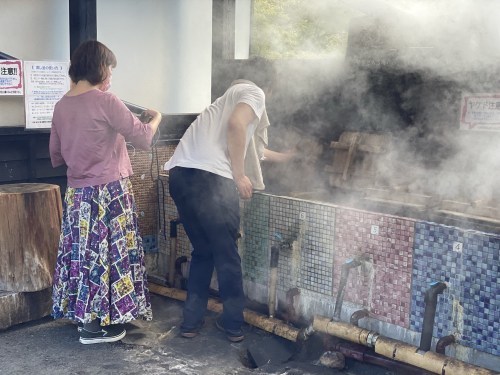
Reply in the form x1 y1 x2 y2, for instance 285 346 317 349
49 40 162 345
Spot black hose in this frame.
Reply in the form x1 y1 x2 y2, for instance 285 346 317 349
435 334 455 354
333 259 362 320
418 281 447 352
270 245 280 268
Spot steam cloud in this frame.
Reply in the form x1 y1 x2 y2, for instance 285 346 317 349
262 0 500 219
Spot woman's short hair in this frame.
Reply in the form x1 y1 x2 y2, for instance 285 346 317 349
68 40 117 85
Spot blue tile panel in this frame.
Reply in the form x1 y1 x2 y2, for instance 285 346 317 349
241 194 271 283
241 194 336 295
411 222 500 355
269 196 335 295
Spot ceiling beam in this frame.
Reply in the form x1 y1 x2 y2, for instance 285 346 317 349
69 0 97 56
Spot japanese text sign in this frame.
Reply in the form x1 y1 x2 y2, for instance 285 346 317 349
460 94 500 132
0 60 23 95
24 61 70 129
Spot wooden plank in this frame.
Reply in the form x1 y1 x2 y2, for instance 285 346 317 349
0 141 29 161
0 160 29 182
69 0 97 56
34 159 66 179
33 135 50 159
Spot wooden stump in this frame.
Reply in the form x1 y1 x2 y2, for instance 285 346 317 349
0 183 62 292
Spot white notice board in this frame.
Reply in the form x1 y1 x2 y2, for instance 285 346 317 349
24 61 70 129
460 93 500 132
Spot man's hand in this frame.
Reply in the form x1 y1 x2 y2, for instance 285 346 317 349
234 175 253 199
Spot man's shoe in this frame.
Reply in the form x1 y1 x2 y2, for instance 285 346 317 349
77 322 83 332
180 331 198 338
180 320 205 338
79 324 126 344
215 318 244 343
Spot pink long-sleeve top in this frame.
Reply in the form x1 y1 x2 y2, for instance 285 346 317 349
49 89 153 188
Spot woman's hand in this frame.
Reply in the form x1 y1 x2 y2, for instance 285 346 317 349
143 109 162 135
141 109 160 123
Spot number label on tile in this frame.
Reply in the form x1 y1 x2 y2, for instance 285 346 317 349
453 241 463 253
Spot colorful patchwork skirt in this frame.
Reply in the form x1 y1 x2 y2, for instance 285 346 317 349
52 178 153 325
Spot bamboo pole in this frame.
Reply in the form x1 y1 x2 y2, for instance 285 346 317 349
148 282 301 342
313 315 498 375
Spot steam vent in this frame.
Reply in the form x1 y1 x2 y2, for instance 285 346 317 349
0 1 499 374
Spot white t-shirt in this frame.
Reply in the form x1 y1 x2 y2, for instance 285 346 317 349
164 82 266 181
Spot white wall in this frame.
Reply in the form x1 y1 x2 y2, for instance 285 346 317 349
97 0 212 114
235 0 251 59
0 0 69 127
0 0 69 61
0 0 212 127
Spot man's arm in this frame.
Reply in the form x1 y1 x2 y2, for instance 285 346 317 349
227 102 257 199
263 148 296 163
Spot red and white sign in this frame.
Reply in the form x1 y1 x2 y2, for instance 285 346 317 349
460 93 500 132
0 60 23 95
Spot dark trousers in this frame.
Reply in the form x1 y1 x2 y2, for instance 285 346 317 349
168 167 244 331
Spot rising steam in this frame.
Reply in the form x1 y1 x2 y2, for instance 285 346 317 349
261 0 500 216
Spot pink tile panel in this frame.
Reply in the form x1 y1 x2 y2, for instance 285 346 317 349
334 207 415 328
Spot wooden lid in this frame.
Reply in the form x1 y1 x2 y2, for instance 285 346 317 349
0 183 59 194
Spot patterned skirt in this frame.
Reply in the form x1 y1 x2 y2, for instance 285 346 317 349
52 178 153 325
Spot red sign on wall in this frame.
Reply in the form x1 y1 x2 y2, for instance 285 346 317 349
460 93 500 132
0 60 23 95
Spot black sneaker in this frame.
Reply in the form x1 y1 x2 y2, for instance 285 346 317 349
180 320 205 338
77 322 83 332
79 324 126 345
215 318 244 343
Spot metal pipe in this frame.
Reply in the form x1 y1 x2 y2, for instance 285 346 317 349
419 281 447 352
149 284 495 375
284 287 300 324
148 283 304 342
332 342 434 375
123 100 149 115
268 245 280 318
167 219 179 287
435 334 456 355
174 256 188 290
0 51 18 60
313 316 378 346
350 309 369 326
313 315 497 375
333 258 362 320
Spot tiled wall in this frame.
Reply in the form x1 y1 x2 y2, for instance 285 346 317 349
155 185 499 361
241 194 271 283
129 144 174 237
130 145 193 276
411 222 500 356
333 208 415 327
241 195 336 295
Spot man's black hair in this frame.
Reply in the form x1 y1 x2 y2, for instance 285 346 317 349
237 57 277 91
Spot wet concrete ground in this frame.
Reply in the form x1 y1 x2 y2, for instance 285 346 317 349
0 294 396 375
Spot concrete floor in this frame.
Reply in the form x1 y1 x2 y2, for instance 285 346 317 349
0 294 397 375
